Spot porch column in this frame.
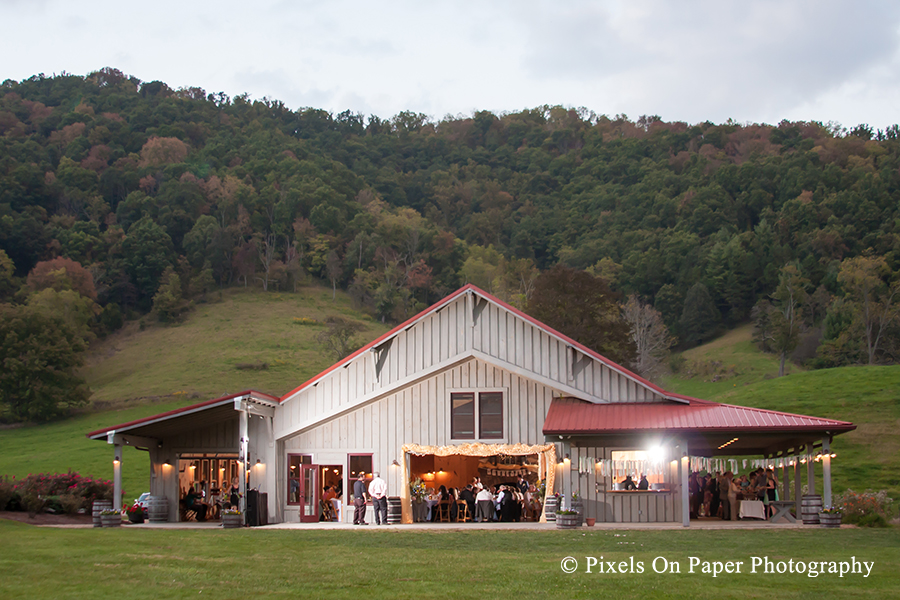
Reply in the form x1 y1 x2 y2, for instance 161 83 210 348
239 406 249 516
680 453 689 527
821 438 832 508
781 459 790 502
793 457 801 519
113 443 123 511
806 449 816 495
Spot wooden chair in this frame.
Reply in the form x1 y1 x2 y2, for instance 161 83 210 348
456 500 469 522
437 501 451 522
180 499 197 522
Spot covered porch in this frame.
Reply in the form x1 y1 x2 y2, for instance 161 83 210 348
86 390 279 523
543 396 856 527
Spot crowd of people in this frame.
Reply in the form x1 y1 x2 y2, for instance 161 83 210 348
689 468 779 520
182 477 241 522
416 476 544 523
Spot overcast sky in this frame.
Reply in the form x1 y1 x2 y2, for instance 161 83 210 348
2 0 899 129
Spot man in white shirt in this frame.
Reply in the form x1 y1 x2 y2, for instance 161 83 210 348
368 472 388 525
475 487 494 522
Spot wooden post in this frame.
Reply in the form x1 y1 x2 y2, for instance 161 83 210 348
239 405 249 517
793 457 801 520
822 438 832 508
806 450 816 494
681 453 690 527
400 451 412 524
113 443 123 511
781 459 790 502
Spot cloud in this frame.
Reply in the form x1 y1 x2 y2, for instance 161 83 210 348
515 0 900 124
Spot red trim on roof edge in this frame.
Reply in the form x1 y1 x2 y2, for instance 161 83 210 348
281 283 687 404
541 396 856 436
86 390 280 439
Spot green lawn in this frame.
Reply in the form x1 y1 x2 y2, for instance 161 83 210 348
0 523 897 599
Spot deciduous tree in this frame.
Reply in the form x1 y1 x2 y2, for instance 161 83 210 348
837 256 899 365
528 265 635 366
0 303 91 422
621 294 675 380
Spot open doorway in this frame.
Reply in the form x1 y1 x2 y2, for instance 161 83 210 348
401 442 557 524
319 464 343 521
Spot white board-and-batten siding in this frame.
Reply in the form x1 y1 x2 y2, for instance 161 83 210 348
283 357 557 454
276 290 665 442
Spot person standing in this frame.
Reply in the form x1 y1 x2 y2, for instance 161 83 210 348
368 471 388 525
353 473 368 525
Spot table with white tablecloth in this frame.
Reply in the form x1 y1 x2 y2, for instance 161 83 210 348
739 499 766 519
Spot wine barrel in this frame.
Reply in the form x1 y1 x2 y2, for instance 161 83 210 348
147 495 169 523
101 512 122 527
571 498 585 526
92 499 112 528
801 495 822 525
556 513 580 529
544 496 557 522
387 496 402 524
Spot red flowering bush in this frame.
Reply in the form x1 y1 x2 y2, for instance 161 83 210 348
835 489 894 527
4 471 114 514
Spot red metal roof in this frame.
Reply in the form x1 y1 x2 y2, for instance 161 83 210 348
85 390 280 440
542 397 856 436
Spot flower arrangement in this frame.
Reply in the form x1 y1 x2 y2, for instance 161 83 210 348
99 508 120 516
409 478 428 502
223 507 242 515
556 509 578 515
125 503 144 516
819 507 842 514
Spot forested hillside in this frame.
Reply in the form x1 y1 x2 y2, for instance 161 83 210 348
1 68 899 420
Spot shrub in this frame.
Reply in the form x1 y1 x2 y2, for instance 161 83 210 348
235 362 268 371
834 489 894 527
22 493 45 517
855 513 889 528
0 476 16 511
57 493 85 515
5 471 113 513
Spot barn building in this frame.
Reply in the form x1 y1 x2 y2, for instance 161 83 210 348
88 285 855 526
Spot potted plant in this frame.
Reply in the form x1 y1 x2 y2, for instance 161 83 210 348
99 508 122 528
125 503 145 524
556 509 580 529
222 508 243 529
570 492 584 526
818 507 842 528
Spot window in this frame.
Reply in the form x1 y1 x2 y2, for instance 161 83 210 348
610 450 666 487
479 392 503 439
451 393 475 439
287 454 311 505
348 454 373 502
450 390 504 440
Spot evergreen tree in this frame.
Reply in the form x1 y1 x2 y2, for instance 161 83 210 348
678 282 720 347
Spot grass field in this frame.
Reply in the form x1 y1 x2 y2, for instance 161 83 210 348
1 522 898 599
83 285 390 406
